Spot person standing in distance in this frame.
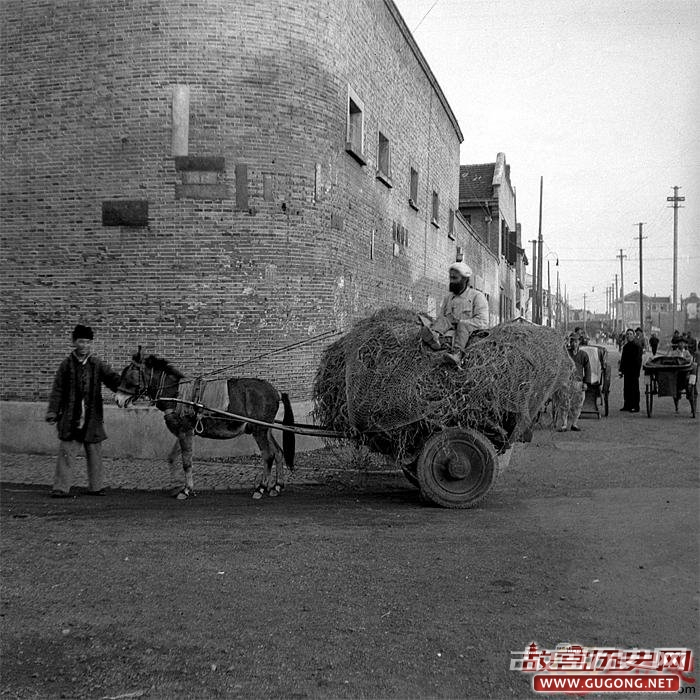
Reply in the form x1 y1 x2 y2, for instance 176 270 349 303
45 324 122 497
618 328 643 413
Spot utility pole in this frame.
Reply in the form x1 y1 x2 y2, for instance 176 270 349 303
617 249 627 330
556 269 561 328
530 239 538 322
637 222 646 333
614 274 619 332
547 260 552 327
667 186 685 332
564 285 569 333
583 293 587 334
536 177 544 325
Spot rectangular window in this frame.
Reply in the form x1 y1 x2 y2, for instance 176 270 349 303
409 167 419 209
431 191 439 227
392 221 408 256
345 86 366 165
376 131 392 187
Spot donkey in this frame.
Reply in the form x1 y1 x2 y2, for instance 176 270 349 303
114 348 295 499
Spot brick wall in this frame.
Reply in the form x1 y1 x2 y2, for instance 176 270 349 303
1 0 468 403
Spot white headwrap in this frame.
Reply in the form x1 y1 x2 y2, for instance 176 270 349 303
449 261 472 278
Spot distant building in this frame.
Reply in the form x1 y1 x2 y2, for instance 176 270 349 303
458 154 524 322
616 291 677 338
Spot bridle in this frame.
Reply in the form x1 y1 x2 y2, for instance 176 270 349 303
121 360 170 405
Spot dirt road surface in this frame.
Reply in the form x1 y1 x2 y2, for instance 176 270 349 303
2 363 698 699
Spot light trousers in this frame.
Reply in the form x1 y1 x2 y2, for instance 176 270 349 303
53 440 104 493
555 382 586 430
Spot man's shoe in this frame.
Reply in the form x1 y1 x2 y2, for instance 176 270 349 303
619 407 629 411
443 352 462 367
557 427 568 432
85 489 106 496
570 425 582 432
629 408 639 413
50 490 71 499
420 326 442 351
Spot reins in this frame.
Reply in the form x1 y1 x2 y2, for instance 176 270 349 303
198 328 341 378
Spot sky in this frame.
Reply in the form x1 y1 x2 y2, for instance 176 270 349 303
393 0 699 313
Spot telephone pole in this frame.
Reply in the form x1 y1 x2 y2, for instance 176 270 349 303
617 249 627 330
583 293 587 334
530 239 538 322
667 186 685 331
536 177 544 325
547 260 552 327
637 222 646 332
614 274 619 332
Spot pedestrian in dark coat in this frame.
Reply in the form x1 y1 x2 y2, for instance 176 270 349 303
45 324 121 497
618 328 643 412
649 333 659 355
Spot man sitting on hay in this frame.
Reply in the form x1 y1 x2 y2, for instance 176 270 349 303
420 261 490 365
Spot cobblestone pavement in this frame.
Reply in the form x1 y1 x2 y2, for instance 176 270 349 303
0 445 407 494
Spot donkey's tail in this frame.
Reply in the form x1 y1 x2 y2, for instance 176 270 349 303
281 392 295 471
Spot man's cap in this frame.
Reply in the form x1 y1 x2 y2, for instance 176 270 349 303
72 324 94 341
449 261 472 278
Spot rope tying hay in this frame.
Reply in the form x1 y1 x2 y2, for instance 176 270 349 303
312 307 573 460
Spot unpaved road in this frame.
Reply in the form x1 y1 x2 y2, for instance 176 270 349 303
1 371 698 699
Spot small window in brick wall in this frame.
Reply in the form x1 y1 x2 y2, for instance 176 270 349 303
345 86 366 165
409 167 419 210
376 131 392 187
392 221 408 257
431 191 439 227
448 208 455 239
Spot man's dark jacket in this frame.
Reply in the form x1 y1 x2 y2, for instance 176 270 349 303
619 340 643 375
47 353 121 443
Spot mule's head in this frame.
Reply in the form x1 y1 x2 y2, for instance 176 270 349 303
114 346 146 408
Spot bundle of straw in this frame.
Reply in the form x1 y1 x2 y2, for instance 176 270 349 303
312 307 572 460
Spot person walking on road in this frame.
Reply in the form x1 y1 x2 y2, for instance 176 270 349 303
649 333 659 356
45 324 122 498
556 333 591 432
618 328 643 413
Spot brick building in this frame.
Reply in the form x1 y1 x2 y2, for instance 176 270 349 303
458 154 523 323
1 0 506 460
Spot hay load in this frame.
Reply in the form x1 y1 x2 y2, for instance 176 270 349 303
312 307 573 461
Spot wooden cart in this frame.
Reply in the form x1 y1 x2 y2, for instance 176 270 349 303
160 397 512 509
643 355 697 418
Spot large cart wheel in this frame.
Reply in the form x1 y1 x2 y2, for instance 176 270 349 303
645 385 653 417
416 427 497 509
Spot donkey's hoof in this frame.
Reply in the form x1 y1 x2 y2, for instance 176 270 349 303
175 487 196 500
252 485 266 500
268 484 283 497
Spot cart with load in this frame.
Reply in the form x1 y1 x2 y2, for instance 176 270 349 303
643 354 697 418
312 309 573 508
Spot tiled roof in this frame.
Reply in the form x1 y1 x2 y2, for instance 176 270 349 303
623 291 671 303
459 163 496 203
